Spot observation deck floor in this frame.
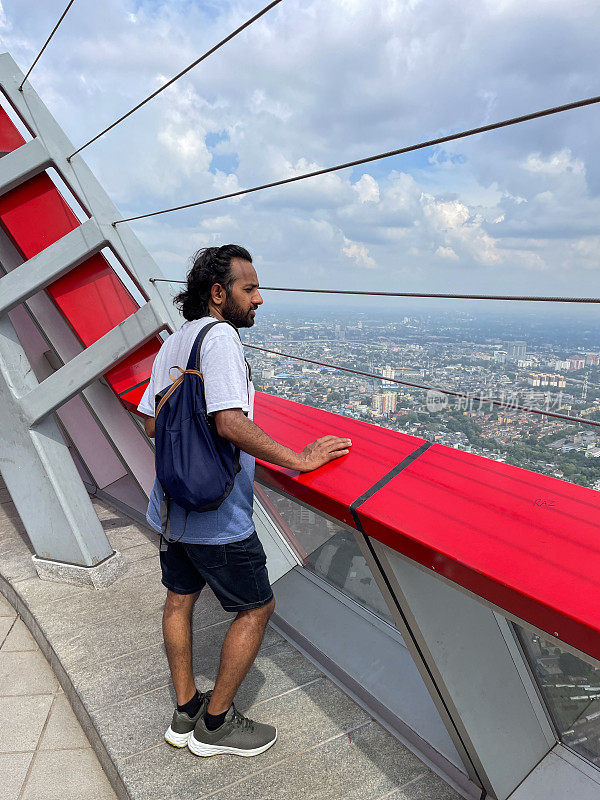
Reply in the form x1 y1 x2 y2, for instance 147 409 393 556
0 479 461 800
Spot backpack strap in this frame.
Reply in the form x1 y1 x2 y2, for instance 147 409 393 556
186 319 235 371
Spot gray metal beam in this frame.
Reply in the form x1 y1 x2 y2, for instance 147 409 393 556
0 54 171 580
0 220 106 315
0 212 157 502
0 137 51 194
370 540 556 800
0 316 114 566
20 303 164 426
0 54 182 336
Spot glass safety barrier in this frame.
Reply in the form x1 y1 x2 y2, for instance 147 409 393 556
255 482 394 626
515 623 600 766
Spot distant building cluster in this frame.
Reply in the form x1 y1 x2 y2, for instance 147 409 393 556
507 341 527 361
527 373 566 388
245 311 600 491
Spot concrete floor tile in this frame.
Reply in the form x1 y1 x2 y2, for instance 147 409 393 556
0 650 58 696
120 677 371 799
35 570 166 630
122 542 158 564
0 500 21 522
0 617 14 645
50 585 233 671
0 541 36 582
0 594 16 618
121 553 161 580
106 525 154 553
234 638 325 714
15 577 93 608
72 640 173 712
2 618 37 651
73 618 282 713
204 721 433 800
379 768 463 800
49 612 166 671
0 695 53 752
90 500 121 522
39 693 90 751
0 752 33 799
20 748 117 800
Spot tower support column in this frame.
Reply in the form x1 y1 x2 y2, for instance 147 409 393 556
0 316 123 587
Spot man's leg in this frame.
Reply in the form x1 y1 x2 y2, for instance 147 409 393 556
207 597 275 715
163 589 201 706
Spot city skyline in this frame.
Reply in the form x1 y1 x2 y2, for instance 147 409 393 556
243 308 600 491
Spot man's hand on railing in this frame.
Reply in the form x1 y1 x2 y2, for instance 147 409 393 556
214 408 351 472
296 436 352 472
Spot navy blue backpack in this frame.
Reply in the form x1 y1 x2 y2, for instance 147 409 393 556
154 320 241 519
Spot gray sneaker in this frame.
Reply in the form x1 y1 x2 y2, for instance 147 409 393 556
188 703 277 757
165 691 209 748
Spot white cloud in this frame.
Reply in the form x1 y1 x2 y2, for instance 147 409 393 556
436 245 459 260
249 89 292 122
353 174 380 203
1 0 599 294
342 238 376 269
523 148 585 176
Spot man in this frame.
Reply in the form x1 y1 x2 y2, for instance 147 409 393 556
138 244 351 758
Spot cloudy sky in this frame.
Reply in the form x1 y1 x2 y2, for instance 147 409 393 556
1 0 599 305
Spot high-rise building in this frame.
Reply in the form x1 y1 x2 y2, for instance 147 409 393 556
372 392 397 415
506 341 527 361
382 365 395 386
585 353 599 366
494 350 507 364
569 358 585 371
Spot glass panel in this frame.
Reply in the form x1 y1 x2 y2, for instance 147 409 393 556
255 482 395 626
515 624 600 766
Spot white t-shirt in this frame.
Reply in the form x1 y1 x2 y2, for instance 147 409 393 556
137 316 254 419
137 316 256 544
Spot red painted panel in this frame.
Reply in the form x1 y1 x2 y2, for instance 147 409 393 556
0 107 26 151
353 444 600 660
254 393 426 529
0 175 80 255
106 344 157 399
49 255 138 345
0 109 163 410
254 395 600 660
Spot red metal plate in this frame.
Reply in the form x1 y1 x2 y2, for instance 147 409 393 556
0 107 26 151
254 393 426 529
0 109 162 411
355 444 600 660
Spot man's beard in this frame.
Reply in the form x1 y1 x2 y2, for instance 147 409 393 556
222 294 255 328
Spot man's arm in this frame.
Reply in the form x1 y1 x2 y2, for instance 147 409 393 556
214 408 351 472
142 409 351 472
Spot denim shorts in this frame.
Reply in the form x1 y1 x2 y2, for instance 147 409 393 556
159 531 273 612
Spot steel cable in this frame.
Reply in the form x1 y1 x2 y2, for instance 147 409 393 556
148 278 600 304
116 93 600 224
19 0 77 90
68 0 283 159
